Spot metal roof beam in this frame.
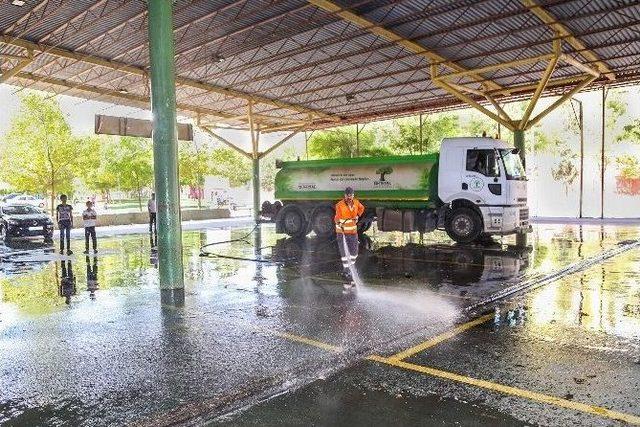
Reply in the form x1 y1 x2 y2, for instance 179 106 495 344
12 71 297 129
37 0 113 44
2 0 66 37
231 9 638 94
259 128 304 159
110 0 248 64
11 72 243 121
307 0 503 92
200 126 253 159
0 36 333 120
521 0 615 80
0 49 33 84
201 0 494 84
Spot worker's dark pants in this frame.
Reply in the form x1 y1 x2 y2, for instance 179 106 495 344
58 221 71 251
337 233 358 277
149 213 157 235
84 226 97 251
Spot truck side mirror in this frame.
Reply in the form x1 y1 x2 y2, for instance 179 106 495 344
512 148 520 155
275 159 283 169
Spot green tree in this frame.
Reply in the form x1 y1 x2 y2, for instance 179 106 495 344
179 141 212 208
260 148 296 192
104 136 154 211
615 154 640 179
616 120 640 145
76 135 117 203
308 125 392 159
551 148 580 194
384 115 459 155
606 93 627 131
210 148 252 187
0 93 96 213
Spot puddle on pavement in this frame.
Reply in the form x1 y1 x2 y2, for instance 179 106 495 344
1 223 639 426
0 223 638 318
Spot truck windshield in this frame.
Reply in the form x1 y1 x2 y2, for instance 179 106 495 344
499 149 526 180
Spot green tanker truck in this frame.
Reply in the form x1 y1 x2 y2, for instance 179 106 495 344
261 137 530 243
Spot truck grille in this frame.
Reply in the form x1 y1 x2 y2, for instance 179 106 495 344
519 208 529 221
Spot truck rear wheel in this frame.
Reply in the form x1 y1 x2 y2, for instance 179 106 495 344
280 206 308 238
311 207 335 238
445 207 482 244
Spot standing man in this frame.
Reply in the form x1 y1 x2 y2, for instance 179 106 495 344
148 192 157 239
56 194 73 255
335 187 365 290
82 200 98 254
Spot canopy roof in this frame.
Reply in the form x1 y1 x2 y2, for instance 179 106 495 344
1 0 639 132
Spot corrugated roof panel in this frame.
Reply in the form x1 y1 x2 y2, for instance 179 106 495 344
2 0 640 126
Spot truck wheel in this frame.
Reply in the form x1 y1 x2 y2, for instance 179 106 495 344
311 207 335 238
445 207 482 244
280 206 308 238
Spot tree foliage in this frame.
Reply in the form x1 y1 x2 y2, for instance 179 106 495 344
0 93 97 213
103 136 154 211
179 141 212 207
210 148 252 187
260 148 295 192
308 125 392 159
384 115 459 155
616 120 640 145
615 154 640 180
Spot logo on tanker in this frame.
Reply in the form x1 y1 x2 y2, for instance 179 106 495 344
470 178 484 192
374 166 393 187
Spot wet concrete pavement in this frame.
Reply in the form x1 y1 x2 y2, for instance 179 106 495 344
1 222 639 426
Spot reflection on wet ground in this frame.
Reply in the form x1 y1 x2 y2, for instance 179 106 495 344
0 223 639 425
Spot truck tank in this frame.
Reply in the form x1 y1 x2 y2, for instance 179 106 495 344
274 154 440 209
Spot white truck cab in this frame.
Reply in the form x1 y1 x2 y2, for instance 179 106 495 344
438 137 529 241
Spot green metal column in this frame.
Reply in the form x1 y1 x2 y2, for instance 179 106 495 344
252 156 260 223
513 129 527 247
147 0 184 289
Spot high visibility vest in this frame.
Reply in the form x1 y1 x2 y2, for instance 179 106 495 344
334 198 365 234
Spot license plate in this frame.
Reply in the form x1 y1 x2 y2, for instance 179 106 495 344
28 226 42 231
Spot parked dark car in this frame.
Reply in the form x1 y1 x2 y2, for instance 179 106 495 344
0 204 54 243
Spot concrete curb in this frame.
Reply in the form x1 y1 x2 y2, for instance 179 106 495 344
56 208 230 229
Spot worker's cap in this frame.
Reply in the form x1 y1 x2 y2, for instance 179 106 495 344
344 187 354 195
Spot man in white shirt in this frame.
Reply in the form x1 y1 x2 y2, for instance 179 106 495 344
82 200 98 254
148 193 157 237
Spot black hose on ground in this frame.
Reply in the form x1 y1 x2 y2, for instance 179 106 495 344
199 224 277 263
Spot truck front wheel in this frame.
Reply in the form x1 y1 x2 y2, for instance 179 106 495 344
280 206 308 238
445 207 482 244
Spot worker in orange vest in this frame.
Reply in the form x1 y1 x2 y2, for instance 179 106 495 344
335 187 365 289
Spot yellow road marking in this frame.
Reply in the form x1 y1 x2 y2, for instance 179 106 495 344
389 314 494 361
237 320 640 425
254 326 343 353
366 355 640 425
